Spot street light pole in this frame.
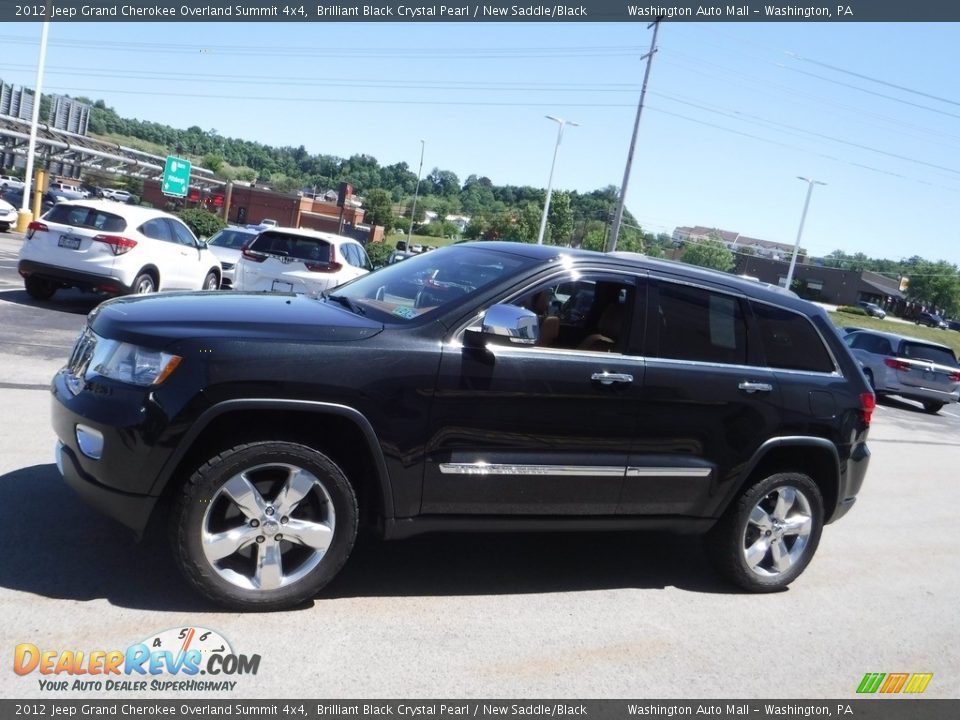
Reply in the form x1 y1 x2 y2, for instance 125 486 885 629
16 19 50 231
407 139 425 249
536 115 578 246
785 176 827 289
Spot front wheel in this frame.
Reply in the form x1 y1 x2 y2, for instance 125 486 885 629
922 401 944 414
706 472 823 592
202 271 219 290
170 441 358 611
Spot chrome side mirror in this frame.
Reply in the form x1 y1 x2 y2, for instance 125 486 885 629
479 304 539 345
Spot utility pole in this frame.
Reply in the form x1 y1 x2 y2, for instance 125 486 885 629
407 139 425 249
607 18 661 253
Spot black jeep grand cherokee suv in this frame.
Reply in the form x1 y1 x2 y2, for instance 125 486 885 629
53 242 872 610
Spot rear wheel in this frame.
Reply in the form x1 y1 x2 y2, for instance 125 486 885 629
922 401 944 414
170 441 358 611
706 472 823 592
25 276 57 300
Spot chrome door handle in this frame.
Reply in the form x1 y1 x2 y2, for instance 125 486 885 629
591 372 634 385
738 381 772 393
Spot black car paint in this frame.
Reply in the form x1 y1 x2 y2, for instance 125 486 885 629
52 243 871 542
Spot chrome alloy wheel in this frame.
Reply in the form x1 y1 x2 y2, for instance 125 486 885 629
201 463 336 591
741 485 813 578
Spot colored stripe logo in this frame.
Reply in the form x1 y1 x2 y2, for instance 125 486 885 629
857 672 933 694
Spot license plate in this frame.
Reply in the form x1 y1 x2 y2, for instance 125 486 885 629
271 280 294 293
58 235 80 250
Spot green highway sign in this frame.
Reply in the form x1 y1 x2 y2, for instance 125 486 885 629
161 156 191 197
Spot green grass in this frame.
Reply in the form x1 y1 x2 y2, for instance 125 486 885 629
829 310 960 355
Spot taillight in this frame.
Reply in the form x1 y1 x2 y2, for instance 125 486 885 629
93 234 137 255
860 392 876 426
305 244 340 272
883 358 910 371
26 221 47 239
950 371 960 382
241 241 266 263
305 261 343 273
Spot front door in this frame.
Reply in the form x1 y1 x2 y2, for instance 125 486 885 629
421 271 645 515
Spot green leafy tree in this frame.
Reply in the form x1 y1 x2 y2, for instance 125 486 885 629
365 242 394 268
682 239 735 272
546 192 574 246
904 260 960 315
363 188 395 232
178 209 226 239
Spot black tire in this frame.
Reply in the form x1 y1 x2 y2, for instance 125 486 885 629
170 441 358 611
705 472 823 592
202 270 219 290
130 272 156 295
25 275 56 300
922 401 944 414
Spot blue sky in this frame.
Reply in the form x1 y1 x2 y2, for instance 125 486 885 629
1 21 959 264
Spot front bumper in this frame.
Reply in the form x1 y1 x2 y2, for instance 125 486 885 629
51 369 177 535
56 440 157 536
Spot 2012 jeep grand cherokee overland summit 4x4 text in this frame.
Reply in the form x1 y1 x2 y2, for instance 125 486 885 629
52 242 872 610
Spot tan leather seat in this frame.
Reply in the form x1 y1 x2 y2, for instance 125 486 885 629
576 302 624 351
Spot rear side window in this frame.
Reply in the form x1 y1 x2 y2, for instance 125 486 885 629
46 204 125 232
901 342 958 367
655 282 747 365
752 302 835 373
139 218 173 242
847 332 892 355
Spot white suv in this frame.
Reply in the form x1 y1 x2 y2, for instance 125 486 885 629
101 188 132 202
18 200 222 300
234 227 371 296
1 175 25 191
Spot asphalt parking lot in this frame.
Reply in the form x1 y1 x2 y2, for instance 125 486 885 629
0 233 957 700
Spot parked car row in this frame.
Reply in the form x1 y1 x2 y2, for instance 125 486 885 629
15 200 373 301
17 200 222 299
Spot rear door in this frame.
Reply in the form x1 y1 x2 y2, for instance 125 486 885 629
620 277 780 517
167 219 207 289
138 218 186 289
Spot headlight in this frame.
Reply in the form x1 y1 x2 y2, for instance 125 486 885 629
88 338 182 387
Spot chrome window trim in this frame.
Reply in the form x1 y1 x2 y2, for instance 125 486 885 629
646 355 844 378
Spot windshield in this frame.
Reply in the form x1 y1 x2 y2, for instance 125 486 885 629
331 245 535 322
209 228 258 249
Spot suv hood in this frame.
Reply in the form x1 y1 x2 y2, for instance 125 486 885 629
88 291 383 347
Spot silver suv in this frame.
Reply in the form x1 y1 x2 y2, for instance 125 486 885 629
845 329 960 413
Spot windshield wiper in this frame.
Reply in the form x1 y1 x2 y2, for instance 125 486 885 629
326 293 366 315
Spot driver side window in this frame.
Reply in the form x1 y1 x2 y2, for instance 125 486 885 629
512 274 637 353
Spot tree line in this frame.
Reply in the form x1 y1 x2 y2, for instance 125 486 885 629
79 97 650 250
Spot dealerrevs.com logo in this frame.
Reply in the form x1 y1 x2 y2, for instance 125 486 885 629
13 627 260 692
